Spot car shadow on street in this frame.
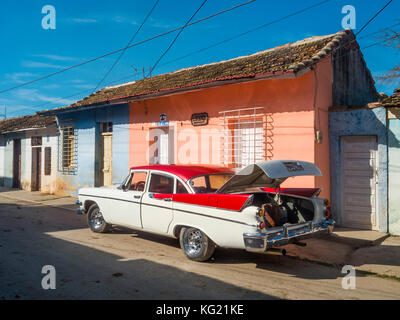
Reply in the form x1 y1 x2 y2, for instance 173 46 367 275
109 226 354 281
0 203 278 300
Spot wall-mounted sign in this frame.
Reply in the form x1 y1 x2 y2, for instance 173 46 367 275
191 112 209 126
152 121 170 127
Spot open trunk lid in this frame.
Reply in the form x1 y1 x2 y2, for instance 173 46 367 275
217 160 322 194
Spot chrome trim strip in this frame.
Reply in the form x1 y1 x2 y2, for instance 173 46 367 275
79 194 257 227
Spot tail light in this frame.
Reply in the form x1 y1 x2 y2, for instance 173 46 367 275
324 199 332 219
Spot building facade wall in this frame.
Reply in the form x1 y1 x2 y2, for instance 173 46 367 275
129 58 333 199
329 107 388 232
388 108 400 235
23 128 58 194
3 132 25 188
56 103 129 196
0 127 58 193
0 136 5 186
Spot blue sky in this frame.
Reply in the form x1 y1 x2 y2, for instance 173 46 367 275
0 0 399 118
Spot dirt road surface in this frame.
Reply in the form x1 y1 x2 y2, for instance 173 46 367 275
1 194 399 300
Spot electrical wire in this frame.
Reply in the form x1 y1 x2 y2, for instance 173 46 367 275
355 0 393 36
0 0 256 95
24 0 332 112
150 0 208 75
93 0 160 93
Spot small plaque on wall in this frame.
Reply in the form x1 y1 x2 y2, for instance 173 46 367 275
191 112 209 126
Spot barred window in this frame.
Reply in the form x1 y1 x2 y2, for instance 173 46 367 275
31 136 42 146
59 126 77 174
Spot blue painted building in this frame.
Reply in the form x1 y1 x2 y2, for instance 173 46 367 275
329 105 388 232
41 103 130 196
330 88 400 235
383 89 400 235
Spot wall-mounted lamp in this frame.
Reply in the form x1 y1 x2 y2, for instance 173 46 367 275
315 130 323 144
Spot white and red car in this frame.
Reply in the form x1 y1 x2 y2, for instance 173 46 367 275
77 160 334 261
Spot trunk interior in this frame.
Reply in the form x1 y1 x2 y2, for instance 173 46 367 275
250 192 315 227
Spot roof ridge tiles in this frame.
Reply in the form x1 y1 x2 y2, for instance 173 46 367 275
39 29 361 114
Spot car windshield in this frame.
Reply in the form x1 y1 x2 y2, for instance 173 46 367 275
188 174 234 193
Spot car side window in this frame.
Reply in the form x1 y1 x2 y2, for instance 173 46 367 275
148 173 174 194
128 172 147 191
176 180 189 194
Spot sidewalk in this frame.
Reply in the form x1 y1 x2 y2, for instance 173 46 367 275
0 187 77 212
0 187 399 279
283 227 400 280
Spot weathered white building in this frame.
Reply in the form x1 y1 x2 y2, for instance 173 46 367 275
0 115 58 194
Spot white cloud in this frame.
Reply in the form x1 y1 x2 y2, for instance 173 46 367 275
42 84 61 89
73 84 95 89
4 72 38 83
31 54 77 61
69 79 85 84
14 89 75 105
22 61 65 69
72 18 98 24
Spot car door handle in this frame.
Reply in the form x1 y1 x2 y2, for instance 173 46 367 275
163 198 172 202
134 195 141 199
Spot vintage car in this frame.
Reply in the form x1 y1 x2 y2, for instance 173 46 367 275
77 160 334 261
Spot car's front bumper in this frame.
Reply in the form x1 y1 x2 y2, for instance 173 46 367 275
76 200 85 215
243 220 335 252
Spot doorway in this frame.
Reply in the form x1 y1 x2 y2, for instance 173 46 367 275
99 122 113 186
340 136 378 230
31 147 42 191
149 127 169 165
12 139 21 189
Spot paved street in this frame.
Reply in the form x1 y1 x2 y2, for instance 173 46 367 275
1 193 400 300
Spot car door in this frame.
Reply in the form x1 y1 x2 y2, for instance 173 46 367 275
141 171 175 234
106 170 148 228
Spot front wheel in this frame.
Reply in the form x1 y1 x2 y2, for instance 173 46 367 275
179 227 216 262
87 203 110 233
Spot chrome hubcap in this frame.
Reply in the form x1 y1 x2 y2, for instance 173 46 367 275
90 208 104 229
185 230 203 255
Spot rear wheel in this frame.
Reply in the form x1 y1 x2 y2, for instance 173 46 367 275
87 203 110 233
179 227 216 262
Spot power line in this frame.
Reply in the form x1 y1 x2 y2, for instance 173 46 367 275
93 0 160 93
323 0 395 62
150 0 208 75
0 0 256 96
355 0 393 36
24 0 332 112
158 0 333 68
18 0 395 115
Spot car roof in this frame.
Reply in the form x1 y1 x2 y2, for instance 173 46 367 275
130 165 235 181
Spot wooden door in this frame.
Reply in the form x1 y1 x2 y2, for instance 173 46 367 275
341 136 378 230
31 147 42 191
100 133 113 186
13 139 21 188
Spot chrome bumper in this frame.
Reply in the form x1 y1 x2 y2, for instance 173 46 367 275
76 200 85 215
243 220 335 252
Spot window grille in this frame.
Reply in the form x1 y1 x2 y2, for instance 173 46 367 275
220 107 268 169
58 126 78 174
31 136 42 146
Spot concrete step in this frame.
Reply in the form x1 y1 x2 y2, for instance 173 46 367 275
329 227 390 249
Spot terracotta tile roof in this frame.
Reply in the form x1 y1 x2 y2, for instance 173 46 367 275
380 88 400 107
41 29 356 113
0 114 56 133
